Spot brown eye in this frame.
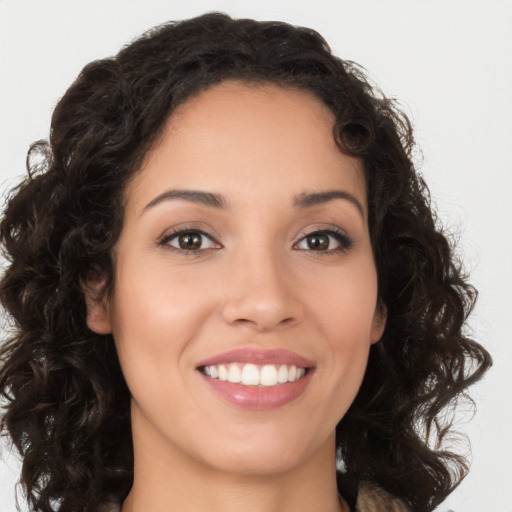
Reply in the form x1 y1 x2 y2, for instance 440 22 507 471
177 232 202 250
306 233 330 251
295 229 353 253
161 229 219 253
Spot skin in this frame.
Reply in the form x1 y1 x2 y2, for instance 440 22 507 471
87 81 386 512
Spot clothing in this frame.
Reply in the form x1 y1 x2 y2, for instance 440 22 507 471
99 480 410 512
355 480 410 512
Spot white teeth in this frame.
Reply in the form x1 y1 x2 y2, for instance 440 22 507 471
277 364 288 383
241 363 260 385
203 363 308 387
260 365 278 386
218 365 228 381
227 364 241 383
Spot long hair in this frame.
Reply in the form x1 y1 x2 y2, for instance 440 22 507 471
0 12 491 512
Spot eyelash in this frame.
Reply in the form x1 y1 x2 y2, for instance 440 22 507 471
158 227 218 256
295 227 353 255
158 226 353 256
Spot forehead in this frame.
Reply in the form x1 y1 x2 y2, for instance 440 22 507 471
167 80 338 156
128 81 366 214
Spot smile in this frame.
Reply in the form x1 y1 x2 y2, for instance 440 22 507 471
200 363 307 387
196 348 315 409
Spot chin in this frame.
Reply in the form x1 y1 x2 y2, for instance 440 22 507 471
196 425 333 477
206 448 306 477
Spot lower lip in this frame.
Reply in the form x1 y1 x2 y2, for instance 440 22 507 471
199 370 313 410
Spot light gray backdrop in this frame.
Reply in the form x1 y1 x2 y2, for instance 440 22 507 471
1 1 511 511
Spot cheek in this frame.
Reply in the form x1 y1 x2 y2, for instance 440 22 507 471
306 260 379 342
108 259 213 389
112 256 210 334
304 259 378 396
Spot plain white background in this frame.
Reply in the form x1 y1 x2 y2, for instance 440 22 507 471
0 1 511 511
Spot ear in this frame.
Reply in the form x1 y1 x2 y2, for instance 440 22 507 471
82 277 112 335
370 302 387 344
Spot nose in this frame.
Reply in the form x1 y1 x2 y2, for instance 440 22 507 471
220 246 304 333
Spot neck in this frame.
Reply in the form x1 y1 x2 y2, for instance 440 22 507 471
122 410 348 512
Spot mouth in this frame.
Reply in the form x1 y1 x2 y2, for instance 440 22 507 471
199 363 309 387
196 348 315 409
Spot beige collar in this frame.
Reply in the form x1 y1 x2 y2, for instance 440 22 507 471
100 481 410 512
356 480 410 512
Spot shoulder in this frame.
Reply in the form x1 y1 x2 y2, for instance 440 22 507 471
356 480 410 512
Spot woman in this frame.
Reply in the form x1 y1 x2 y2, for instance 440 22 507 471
0 12 491 512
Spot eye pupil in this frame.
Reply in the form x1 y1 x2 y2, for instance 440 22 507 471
307 234 329 250
179 233 202 250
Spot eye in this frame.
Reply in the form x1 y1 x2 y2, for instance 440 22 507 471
295 229 353 253
159 229 220 253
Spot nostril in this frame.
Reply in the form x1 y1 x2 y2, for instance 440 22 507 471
221 290 304 331
229 315 296 332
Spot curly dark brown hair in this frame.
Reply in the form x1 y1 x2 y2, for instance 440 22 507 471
0 12 491 512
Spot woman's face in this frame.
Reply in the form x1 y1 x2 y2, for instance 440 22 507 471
88 81 385 476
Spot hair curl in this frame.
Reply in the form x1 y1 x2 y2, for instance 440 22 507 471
0 12 491 512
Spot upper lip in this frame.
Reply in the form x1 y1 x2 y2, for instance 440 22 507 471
196 348 315 368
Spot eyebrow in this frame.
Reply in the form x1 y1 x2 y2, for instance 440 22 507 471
142 188 364 218
143 189 227 212
293 190 365 218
